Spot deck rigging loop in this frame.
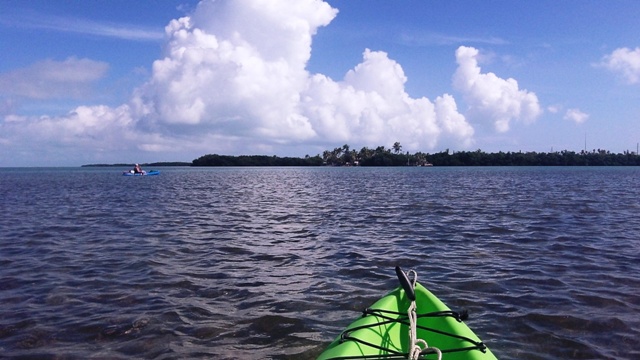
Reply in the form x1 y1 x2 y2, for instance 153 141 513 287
399 267 443 360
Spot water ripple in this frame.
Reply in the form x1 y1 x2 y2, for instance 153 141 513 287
1 167 639 359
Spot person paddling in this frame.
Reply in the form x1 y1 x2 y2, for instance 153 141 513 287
133 163 143 174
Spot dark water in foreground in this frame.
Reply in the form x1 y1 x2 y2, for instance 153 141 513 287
1 166 639 359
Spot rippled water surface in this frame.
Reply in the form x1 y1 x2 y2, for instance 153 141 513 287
1 166 639 359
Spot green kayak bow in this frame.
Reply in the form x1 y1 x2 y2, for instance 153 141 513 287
317 267 498 360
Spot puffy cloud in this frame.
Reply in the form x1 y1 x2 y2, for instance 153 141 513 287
598 47 640 84
452 46 542 132
0 57 108 99
129 0 473 153
564 108 589 124
300 49 474 151
131 0 337 141
435 94 474 147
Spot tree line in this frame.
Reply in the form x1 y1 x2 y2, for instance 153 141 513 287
192 143 640 166
427 148 640 166
191 154 323 166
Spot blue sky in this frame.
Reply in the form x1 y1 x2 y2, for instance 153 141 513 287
1 0 639 166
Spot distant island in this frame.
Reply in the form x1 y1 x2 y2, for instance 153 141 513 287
84 143 640 167
192 143 640 166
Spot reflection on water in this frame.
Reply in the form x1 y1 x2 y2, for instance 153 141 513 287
1 166 639 359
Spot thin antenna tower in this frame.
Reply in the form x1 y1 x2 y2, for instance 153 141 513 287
584 132 587 153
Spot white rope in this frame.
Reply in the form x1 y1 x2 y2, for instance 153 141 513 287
406 270 442 360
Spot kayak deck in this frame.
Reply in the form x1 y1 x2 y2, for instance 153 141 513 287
122 170 160 176
317 272 497 360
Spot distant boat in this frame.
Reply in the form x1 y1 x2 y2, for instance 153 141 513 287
122 170 160 176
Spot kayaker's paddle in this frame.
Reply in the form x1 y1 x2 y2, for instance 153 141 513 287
395 266 416 301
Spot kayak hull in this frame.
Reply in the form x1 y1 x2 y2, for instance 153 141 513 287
122 170 160 176
317 282 497 360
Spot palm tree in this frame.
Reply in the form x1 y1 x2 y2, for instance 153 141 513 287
330 147 343 165
359 147 373 162
392 142 402 154
322 150 331 164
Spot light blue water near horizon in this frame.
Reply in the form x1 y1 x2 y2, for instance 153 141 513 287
1 166 639 359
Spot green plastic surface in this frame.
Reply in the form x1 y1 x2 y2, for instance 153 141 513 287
317 282 497 359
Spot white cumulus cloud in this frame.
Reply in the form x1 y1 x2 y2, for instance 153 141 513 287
127 0 474 153
302 49 473 150
452 46 542 132
130 0 337 141
598 47 640 84
564 108 589 124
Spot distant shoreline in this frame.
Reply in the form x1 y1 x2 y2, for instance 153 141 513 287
81 145 640 167
82 150 640 167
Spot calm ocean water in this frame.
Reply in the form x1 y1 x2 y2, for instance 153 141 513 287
1 166 639 359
